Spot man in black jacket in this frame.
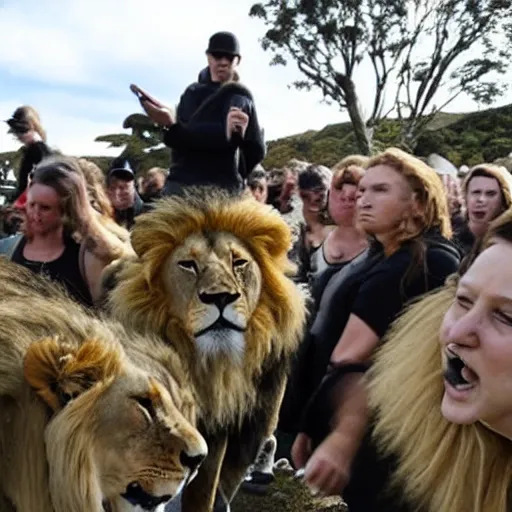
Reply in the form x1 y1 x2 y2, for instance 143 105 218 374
141 32 266 196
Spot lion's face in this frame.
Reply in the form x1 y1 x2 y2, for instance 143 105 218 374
93 365 207 511
25 337 207 512
164 232 262 361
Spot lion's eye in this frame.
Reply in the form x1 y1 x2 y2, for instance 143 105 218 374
178 260 198 274
133 396 157 422
233 258 248 268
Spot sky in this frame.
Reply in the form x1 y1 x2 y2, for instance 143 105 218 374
0 0 510 158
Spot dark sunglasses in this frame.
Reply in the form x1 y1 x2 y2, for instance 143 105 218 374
210 52 236 62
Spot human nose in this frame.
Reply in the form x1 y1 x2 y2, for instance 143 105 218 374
445 305 482 348
357 193 369 209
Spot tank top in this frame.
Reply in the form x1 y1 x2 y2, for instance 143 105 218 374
11 235 93 308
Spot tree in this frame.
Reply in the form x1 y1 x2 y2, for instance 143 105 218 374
94 113 171 174
250 0 512 154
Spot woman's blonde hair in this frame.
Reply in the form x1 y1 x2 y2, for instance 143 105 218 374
28 156 90 236
368 147 452 242
77 159 114 218
17 106 47 142
369 211 512 511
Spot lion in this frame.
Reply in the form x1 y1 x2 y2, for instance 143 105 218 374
102 190 306 511
0 259 207 512
369 284 512 511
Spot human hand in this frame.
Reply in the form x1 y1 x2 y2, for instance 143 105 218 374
291 432 313 471
141 100 175 127
226 107 249 140
301 431 352 497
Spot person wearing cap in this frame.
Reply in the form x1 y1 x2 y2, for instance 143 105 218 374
140 31 265 196
5 105 51 203
106 158 148 230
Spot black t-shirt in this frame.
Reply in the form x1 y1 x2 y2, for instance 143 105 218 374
280 234 460 435
11 235 93 308
309 236 460 392
295 235 460 512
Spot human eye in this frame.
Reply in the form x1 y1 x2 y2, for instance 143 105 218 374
455 294 473 310
494 310 512 327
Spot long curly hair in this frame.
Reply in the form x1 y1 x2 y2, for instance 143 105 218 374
367 148 452 242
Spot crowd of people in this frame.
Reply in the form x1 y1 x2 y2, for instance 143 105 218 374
2 29 512 512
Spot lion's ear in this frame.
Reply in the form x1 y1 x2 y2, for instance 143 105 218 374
23 337 122 411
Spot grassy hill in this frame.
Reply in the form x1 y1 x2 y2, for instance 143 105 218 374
262 104 512 169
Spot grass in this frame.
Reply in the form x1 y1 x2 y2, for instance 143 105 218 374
231 471 347 512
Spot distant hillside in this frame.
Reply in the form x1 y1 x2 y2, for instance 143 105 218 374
263 104 512 169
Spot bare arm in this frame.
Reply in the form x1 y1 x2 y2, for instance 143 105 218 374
330 313 379 364
292 315 377 496
293 372 369 496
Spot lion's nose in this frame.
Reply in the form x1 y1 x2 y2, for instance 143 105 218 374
180 450 206 471
198 292 240 310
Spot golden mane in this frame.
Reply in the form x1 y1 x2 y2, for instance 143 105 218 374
106 190 306 429
369 286 512 512
0 259 206 511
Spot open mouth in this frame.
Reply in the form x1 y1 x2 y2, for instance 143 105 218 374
471 211 486 220
121 482 172 510
195 317 246 338
444 348 478 391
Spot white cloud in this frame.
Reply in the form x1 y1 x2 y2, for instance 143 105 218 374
0 0 510 157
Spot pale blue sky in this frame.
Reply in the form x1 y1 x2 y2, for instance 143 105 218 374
1 0 509 157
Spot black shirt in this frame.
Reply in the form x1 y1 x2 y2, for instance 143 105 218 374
11 235 93 308
280 233 460 435
296 234 461 512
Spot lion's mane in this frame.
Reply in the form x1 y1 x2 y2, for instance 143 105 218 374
369 284 512 512
0 260 124 511
106 191 306 431
0 260 205 512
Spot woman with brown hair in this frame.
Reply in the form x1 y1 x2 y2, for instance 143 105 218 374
0 156 132 307
294 164 334 282
291 148 461 510
5 106 51 203
310 156 369 281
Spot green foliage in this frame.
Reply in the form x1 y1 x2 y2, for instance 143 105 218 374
415 104 512 166
92 113 171 175
263 103 512 168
